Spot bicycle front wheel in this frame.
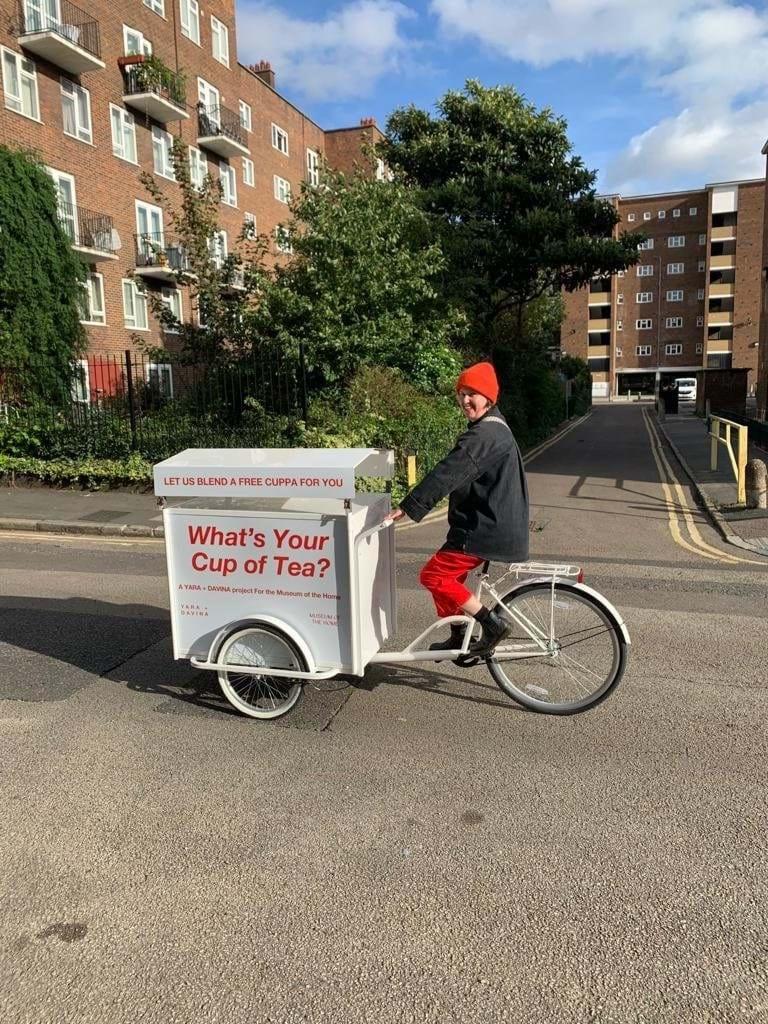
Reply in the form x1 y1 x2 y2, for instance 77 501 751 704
217 625 305 720
487 582 627 715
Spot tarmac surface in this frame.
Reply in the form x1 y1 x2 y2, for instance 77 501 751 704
1 403 766 1024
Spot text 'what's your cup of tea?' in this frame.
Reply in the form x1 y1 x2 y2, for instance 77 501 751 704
185 523 334 579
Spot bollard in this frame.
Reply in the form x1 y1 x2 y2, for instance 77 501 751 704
406 454 417 488
746 459 767 509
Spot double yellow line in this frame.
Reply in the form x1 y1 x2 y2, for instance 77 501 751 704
642 408 767 567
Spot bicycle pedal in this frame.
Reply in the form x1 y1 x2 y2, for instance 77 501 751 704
454 654 482 668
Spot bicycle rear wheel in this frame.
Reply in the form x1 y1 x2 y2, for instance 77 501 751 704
487 582 627 715
216 624 305 720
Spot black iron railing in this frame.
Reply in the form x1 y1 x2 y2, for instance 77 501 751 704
57 202 116 255
121 60 186 109
135 232 191 273
197 103 246 148
17 0 101 60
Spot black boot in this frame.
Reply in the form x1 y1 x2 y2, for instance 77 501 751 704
469 607 512 657
429 624 466 652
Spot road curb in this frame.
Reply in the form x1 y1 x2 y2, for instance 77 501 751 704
653 414 767 557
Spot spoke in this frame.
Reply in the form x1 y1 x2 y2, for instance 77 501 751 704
559 648 610 685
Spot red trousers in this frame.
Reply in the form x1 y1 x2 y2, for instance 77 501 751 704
419 549 484 618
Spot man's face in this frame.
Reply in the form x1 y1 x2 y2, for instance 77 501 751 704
457 387 492 422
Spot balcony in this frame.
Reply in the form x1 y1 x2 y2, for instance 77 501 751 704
221 267 245 293
58 202 118 261
708 311 733 327
709 282 734 298
197 103 249 158
588 318 610 331
710 254 735 270
120 55 188 123
588 345 610 358
16 0 104 73
711 225 736 241
588 291 611 305
134 233 191 281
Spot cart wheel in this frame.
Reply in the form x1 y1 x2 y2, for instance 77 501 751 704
216 625 305 720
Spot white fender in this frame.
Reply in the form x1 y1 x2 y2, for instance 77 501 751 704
209 615 317 673
496 576 631 646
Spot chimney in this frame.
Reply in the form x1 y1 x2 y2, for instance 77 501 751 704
360 117 377 128
250 60 276 88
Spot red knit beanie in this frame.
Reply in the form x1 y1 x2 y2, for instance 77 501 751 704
456 362 499 404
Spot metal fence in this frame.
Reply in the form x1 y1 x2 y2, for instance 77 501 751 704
17 0 102 59
0 349 308 462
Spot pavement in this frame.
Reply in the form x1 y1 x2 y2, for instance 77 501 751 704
654 406 768 556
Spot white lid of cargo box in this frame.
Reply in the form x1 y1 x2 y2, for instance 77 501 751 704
153 448 394 498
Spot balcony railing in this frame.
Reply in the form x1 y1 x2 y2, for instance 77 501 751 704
58 202 116 257
121 59 186 110
134 233 190 274
197 103 248 156
17 0 101 61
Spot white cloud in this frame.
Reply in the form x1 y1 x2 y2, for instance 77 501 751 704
236 1 415 102
431 0 768 191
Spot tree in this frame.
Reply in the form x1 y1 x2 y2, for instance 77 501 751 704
382 81 643 345
0 146 86 405
252 165 467 393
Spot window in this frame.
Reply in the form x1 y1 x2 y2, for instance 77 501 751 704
637 265 654 277
180 0 200 44
376 157 388 182
61 78 91 143
643 212 651 221
152 126 175 179
242 157 254 187
665 344 683 355
144 0 165 14
696 342 703 352
668 262 684 274
636 292 653 303
616 293 624 304
211 16 229 66
272 123 289 155
689 207 697 216
71 360 90 404
658 210 666 219
627 213 636 222
697 288 705 300
668 235 685 247
122 279 148 330
666 290 683 302
636 319 653 330
636 345 652 356
135 200 163 252
46 167 77 241
616 320 623 330
666 316 683 328
160 288 181 332
274 175 291 204
123 25 152 56
673 208 681 218
275 225 293 253
110 105 137 163
81 273 105 325
239 100 251 132
208 230 227 267
307 148 320 187
188 146 206 188
698 260 706 272
699 233 706 244
148 362 173 399
243 212 256 238
638 239 654 251
697 317 704 327
2 49 40 120
220 161 237 206
617 270 625 278
197 77 219 116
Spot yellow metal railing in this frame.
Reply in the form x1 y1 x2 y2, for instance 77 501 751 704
709 414 748 505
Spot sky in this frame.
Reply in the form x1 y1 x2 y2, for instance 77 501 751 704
233 0 768 196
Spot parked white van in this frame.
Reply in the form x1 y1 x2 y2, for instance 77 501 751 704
676 377 697 402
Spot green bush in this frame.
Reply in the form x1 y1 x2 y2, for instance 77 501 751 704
0 453 152 489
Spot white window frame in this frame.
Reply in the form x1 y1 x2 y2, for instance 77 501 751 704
666 290 684 302
220 161 237 206
160 288 181 333
698 260 706 272
272 123 289 155
636 292 653 304
188 146 206 188
636 345 652 356
242 157 254 187
636 319 653 330
307 148 320 187
616 347 622 356
274 175 291 204
47 166 78 242
667 262 684 275
110 104 137 164
143 0 165 16
152 125 176 180
697 317 704 327
696 342 703 352
275 225 293 254
122 279 149 330
2 48 40 121
699 233 706 244
71 360 90 404
135 199 164 249
616 293 624 304
180 0 200 44
80 273 106 326
689 207 697 216
616 320 623 331
123 25 152 56
239 100 252 132
627 213 635 222
665 343 683 355
697 288 705 300
638 239 654 251
617 270 625 278
60 77 92 143
666 316 683 329
147 361 174 398
243 212 256 238
211 15 229 66
668 235 685 248
658 210 666 220
197 77 219 116
672 208 681 218
208 229 228 268
637 265 654 277
643 212 651 221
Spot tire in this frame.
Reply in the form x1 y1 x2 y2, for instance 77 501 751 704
216 624 305 720
486 582 628 715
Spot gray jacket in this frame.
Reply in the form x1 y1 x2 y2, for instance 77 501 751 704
399 406 529 563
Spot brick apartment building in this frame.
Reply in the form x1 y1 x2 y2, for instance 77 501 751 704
562 179 764 399
0 0 384 392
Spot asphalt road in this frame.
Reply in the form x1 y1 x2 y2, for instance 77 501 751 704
1 404 766 1024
